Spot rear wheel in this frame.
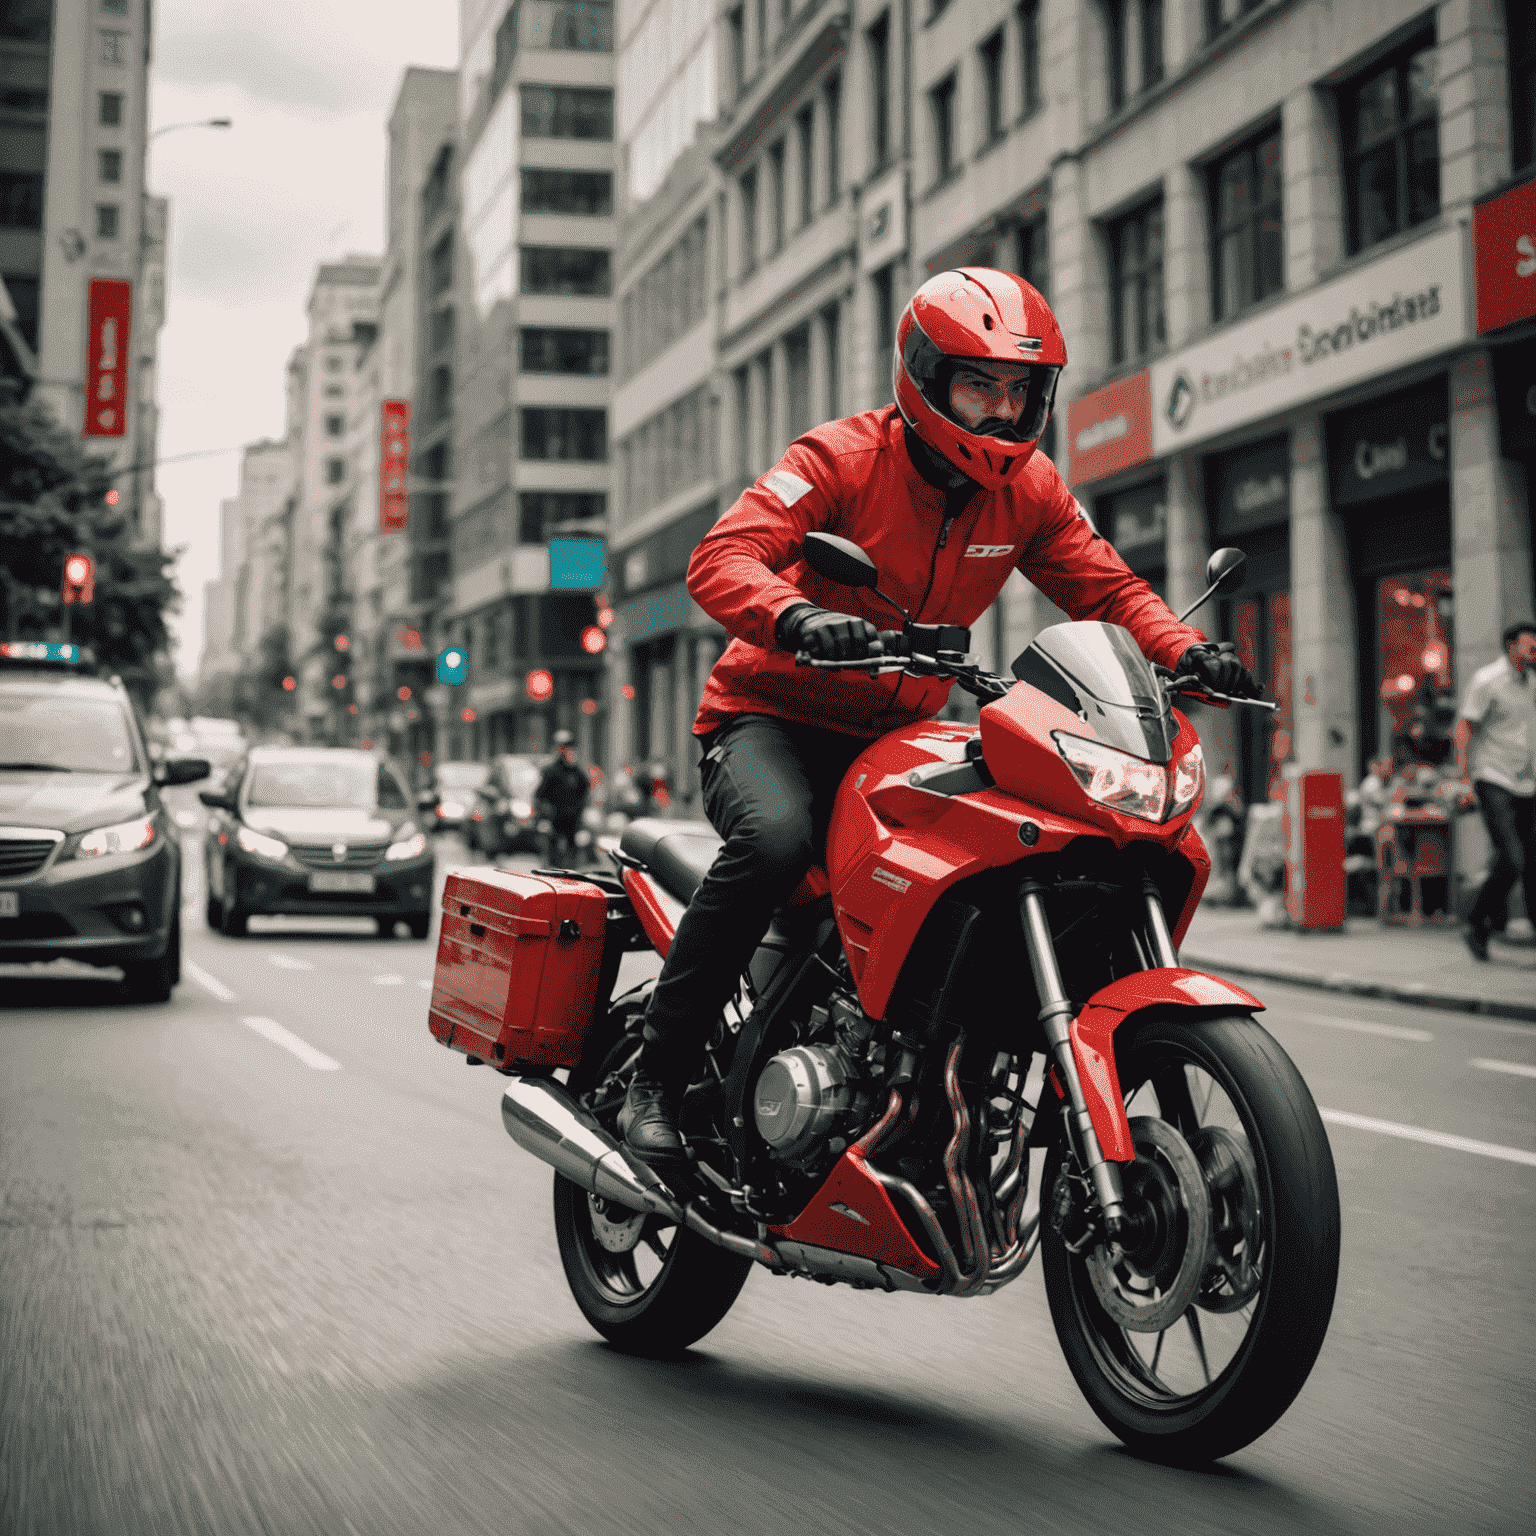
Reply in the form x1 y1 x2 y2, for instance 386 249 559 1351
552 1016 752 1354
1042 1012 1340 1464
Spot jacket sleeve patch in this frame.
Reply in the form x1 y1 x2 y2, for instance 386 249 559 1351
764 469 813 507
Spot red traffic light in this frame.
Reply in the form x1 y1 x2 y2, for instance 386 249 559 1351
62 553 94 604
282 675 297 691
579 698 598 716
396 684 412 701
334 634 350 653
580 626 606 655
104 489 120 506
525 669 554 701
347 703 359 715
460 706 477 723
594 591 611 608
620 684 636 701
596 607 614 629
332 674 347 690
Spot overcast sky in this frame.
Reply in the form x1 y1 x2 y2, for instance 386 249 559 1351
151 0 460 678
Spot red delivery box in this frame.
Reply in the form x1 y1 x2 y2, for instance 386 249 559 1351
429 868 608 1069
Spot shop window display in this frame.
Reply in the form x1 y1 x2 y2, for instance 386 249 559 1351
1375 571 1454 771
1232 590 1292 803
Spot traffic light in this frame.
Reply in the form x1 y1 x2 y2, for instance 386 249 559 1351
62 553 94 605
396 684 412 701
334 634 350 653
437 645 467 685
282 675 297 691
580 626 606 655
525 669 554 701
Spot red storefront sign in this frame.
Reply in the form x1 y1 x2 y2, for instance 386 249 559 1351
82 279 132 437
1065 368 1153 485
1474 175 1536 334
380 399 409 532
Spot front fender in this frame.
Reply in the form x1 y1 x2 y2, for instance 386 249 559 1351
1067 969 1265 1162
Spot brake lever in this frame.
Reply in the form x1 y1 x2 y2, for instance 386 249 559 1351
1174 685 1280 712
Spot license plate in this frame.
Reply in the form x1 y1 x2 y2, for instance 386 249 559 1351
308 871 375 894
0 891 17 917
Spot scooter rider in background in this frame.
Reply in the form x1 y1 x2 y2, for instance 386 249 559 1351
536 730 590 866
619 268 1261 1159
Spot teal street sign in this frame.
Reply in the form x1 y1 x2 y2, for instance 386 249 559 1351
436 646 468 685
549 538 607 591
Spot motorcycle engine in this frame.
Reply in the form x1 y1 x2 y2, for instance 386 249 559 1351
753 1000 876 1173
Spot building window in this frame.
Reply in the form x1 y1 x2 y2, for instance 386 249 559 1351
930 73 958 184
1210 126 1283 320
98 149 122 184
520 85 613 140
520 168 612 216
872 263 896 405
2 274 38 347
323 384 344 399
99 92 123 126
1513 2 1536 172
326 458 346 485
1019 1 1042 117
101 0 129 12
325 355 344 373
428 231 454 297
429 365 453 421
729 8 746 95
795 104 814 227
825 72 842 201
1342 32 1439 254
325 414 344 437
519 491 604 543
0 172 44 229
739 166 758 274
514 0 614 53
980 30 1005 146
823 302 841 419
1016 209 1049 297
521 407 607 461
430 304 455 354
768 139 786 253
785 325 811 440
868 13 891 172
99 29 127 65
520 327 610 374
618 215 707 381
733 366 751 478
520 245 611 295
618 386 713 520
1106 0 1128 111
95 203 119 239
1141 0 1164 88
1108 198 1164 364
754 0 766 69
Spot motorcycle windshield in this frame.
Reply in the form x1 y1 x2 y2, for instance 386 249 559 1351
1011 621 1177 762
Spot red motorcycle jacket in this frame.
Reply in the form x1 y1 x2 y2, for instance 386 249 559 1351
689 406 1207 739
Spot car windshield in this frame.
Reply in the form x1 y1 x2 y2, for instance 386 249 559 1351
436 762 490 789
0 690 139 773
246 757 377 809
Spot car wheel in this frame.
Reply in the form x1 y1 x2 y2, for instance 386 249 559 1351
406 911 432 941
206 895 224 930
222 905 249 938
123 915 179 1004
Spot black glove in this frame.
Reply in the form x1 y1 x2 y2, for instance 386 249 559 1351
1178 642 1262 700
777 603 884 662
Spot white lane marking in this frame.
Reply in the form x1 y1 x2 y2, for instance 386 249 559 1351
239 1016 340 1072
1470 1058 1536 1079
1320 1108 1536 1167
373 974 404 986
268 954 313 971
184 959 237 1003
1276 1011 1433 1043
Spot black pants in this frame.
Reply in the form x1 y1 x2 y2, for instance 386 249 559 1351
639 714 870 1080
1469 782 1536 932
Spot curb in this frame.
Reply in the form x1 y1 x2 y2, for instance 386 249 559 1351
1179 951 1536 1025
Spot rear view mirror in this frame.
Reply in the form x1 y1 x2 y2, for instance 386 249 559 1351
803 532 879 589
1206 547 1247 594
197 789 233 810
159 757 212 786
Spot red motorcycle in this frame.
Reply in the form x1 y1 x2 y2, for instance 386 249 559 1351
426 534 1340 1464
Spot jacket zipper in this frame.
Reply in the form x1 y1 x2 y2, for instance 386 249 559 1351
864 507 961 728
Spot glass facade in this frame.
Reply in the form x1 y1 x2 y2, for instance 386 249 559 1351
618 0 718 200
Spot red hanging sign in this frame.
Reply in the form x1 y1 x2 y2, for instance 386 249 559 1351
380 399 409 531
83 279 132 437
1474 174 1536 334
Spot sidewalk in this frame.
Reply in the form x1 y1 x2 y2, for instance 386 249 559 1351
1181 906 1536 1023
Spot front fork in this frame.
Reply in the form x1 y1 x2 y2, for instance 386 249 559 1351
1018 879 1180 1238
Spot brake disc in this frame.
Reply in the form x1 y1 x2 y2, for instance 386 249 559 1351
1086 1116 1213 1334
1188 1125 1263 1312
588 1194 646 1254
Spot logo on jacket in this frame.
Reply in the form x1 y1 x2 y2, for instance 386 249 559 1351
871 867 911 894
964 543 1015 558
764 468 813 507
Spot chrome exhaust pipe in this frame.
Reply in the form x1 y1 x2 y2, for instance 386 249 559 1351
501 1076 682 1220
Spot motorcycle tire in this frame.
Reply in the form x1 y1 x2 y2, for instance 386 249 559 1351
552 1011 753 1356
1041 1011 1340 1465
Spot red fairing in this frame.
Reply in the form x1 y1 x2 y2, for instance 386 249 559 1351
685 406 1206 739
621 868 680 958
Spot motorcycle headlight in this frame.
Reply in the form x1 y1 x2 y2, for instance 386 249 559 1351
76 814 157 858
237 825 289 860
1052 733 1169 823
1170 743 1205 818
385 831 427 862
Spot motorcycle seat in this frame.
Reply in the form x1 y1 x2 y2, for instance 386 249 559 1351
620 818 722 904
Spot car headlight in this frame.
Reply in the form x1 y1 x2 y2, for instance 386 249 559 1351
1053 733 1169 823
437 800 465 818
1170 743 1205 818
385 831 427 861
510 799 532 819
76 814 157 858
237 825 289 860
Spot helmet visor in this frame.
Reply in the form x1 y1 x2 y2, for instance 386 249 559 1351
902 327 1060 444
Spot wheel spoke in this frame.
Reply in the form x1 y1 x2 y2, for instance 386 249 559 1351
1150 1066 1198 1134
643 1228 670 1262
1185 1307 1212 1386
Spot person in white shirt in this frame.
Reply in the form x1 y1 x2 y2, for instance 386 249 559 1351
1454 620 1536 960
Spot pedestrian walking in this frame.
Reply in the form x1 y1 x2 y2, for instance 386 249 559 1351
1455 620 1536 960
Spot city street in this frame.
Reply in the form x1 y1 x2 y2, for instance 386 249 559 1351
2 827 1532 1536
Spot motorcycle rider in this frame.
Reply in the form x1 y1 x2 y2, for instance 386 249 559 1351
619 268 1260 1158
536 730 590 865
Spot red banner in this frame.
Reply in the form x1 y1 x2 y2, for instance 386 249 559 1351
82 279 132 437
380 399 409 532
1065 368 1153 486
1474 175 1536 334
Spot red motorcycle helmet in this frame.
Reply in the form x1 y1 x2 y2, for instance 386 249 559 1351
894 267 1066 491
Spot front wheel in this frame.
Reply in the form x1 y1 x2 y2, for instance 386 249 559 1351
1042 1012 1340 1464
552 1015 752 1354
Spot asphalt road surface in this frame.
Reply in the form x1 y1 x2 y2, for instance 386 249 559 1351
2 827 1532 1535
